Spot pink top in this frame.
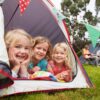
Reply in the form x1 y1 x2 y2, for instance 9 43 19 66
47 61 72 82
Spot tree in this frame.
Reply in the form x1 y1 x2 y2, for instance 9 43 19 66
95 0 100 23
61 0 97 55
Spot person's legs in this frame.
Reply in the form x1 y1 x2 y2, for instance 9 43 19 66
85 57 95 65
85 58 91 64
90 57 98 65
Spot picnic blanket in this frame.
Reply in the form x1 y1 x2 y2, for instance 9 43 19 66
29 71 58 81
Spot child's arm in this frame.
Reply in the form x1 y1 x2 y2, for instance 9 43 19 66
9 52 21 77
47 63 54 74
12 65 20 78
32 66 41 72
56 70 72 82
62 70 72 82
19 55 31 78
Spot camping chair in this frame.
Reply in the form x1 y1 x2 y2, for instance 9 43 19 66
96 56 100 66
96 50 100 66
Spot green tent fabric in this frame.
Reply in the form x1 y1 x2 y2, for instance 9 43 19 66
85 24 100 47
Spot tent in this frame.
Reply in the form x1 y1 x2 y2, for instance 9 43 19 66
0 0 93 97
0 4 13 90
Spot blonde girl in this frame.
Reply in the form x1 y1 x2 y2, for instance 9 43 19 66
5 29 32 78
47 42 72 82
28 36 52 74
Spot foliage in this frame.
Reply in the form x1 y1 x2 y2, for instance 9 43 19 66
83 11 92 21
69 4 79 16
73 36 91 56
1 65 100 100
61 0 100 53
95 0 100 22
96 0 100 6
77 1 84 8
62 0 71 7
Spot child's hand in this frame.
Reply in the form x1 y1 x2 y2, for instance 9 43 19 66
60 70 72 82
56 73 64 80
32 66 40 72
56 70 72 81
8 49 20 66
19 55 31 78
21 54 31 67
61 70 70 76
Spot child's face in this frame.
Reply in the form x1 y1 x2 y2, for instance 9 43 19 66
53 47 66 64
32 42 49 61
8 36 31 64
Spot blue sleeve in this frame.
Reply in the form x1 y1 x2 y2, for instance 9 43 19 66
38 59 48 71
28 63 34 69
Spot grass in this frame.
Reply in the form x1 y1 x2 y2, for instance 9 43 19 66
1 64 100 100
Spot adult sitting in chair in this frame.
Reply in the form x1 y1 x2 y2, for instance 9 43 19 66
82 45 95 64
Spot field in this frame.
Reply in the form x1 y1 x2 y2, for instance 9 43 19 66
1 64 100 100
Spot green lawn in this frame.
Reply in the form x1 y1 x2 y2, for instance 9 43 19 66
1 64 100 100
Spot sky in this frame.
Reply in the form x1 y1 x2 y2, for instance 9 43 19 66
51 0 62 10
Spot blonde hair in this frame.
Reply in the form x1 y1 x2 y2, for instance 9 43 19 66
52 42 70 68
5 29 32 48
32 36 52 60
